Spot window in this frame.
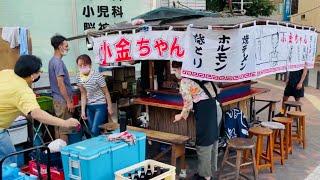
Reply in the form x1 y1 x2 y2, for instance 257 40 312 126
301 14 306 20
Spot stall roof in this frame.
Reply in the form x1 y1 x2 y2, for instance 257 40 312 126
68 7 316 40
132 7 220 22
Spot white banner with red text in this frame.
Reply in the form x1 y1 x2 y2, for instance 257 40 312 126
93 25 318 82
93 30 186 64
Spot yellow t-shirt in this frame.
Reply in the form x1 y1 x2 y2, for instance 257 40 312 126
0 69 40 129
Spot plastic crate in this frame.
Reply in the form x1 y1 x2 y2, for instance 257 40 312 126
115 160 176 180
8 119 28 145
36 96 53 112
27 160 64 180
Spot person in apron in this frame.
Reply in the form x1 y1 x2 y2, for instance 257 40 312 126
172 61 222 180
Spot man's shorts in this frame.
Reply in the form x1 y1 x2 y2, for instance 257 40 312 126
53 100 73 137
284 85 304 98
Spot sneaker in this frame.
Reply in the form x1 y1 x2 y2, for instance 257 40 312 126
179 169 187 178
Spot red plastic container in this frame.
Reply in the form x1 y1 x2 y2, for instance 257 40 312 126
27 160 64 180
73 94 79 106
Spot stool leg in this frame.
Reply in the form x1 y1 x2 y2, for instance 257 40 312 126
218 146 230 180
268 133 275 173
251 148 258 180
284 124 289 159
256 136 262 167
235 150 242 180
242 149 248 163
284 106 288 116
285 124 290 159
289 123 293 154
302 117 306 149
295 117 301 145
280 130 285 165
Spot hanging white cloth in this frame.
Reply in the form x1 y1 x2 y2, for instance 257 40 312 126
1 27 20 48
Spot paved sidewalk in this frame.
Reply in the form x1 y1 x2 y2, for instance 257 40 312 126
183 75 320 180
252 75 320 180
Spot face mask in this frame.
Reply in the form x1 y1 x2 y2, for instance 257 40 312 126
174 71 181 79
79 66 91 74
60 47 68 56
32 75 41 82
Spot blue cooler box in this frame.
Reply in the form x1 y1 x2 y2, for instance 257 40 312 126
61 131 146 180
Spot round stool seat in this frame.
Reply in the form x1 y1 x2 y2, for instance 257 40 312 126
284 101 302 107
261 121 285 130
272 117 293 124
287 111 306 117
228 138 255 149
249 126 272 136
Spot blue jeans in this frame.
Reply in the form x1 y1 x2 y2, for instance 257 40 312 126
0 131 17 165
86 104 107 136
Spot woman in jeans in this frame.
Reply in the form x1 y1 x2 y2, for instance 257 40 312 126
76 54 113 136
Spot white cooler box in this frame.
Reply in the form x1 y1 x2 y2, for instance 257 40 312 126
8 117 28 145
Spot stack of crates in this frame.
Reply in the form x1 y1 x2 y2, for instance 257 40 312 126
115 160 176 180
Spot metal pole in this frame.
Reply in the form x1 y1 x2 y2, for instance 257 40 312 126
241 0 244 11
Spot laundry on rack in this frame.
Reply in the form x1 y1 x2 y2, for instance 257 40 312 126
19 27 29 55
1 27 19 48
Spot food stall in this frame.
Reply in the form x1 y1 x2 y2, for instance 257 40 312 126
71 8 317 147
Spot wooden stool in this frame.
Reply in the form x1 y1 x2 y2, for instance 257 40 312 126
218 138 258 180
287 111 306 149
272 117 293 159
249 126 274 173
261 121 285 165
284 101 302 115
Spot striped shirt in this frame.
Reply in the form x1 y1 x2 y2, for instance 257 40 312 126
77 70 106 105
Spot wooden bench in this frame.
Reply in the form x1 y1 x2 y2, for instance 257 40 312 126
99 123 190 170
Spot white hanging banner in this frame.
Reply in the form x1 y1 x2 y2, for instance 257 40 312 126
254 25 318 79
93 30 186 65
182 26 257 81
182 26 317 82
93 25 318 82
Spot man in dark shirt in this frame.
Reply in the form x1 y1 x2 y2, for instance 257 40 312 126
280 65 308 114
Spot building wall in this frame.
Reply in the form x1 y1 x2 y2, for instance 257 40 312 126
291 0 320 56
0 0 153 73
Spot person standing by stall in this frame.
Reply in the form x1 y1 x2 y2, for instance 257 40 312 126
279 65 308 115
48 35 74 143
0 55 79 164
172 61 222 180
76 54 113 136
